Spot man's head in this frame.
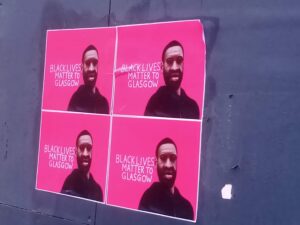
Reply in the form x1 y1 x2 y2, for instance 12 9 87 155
162 40 184 92
82 45 99 88
156 137 178 189
76 130 93 174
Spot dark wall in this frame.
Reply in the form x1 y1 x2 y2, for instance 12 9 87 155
1 0 300 225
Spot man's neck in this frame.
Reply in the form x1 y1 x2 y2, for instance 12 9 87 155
85 171 90 180
84 85 96 94
165 86 181 96
161 182 175 195
79 169 90 180
170 186 175 194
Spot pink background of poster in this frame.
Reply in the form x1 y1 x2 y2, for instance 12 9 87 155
113 20 205 118
107 117 201 219
42 28 116 112
36 111 110 201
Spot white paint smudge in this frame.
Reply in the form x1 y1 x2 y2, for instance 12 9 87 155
221 184 232 200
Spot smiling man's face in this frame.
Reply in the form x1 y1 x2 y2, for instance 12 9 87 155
163 45 184 92
157 143 177 189
83 49 98 88
76 134 93 173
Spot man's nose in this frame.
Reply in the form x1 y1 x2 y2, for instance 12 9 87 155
82 147 89 156
165 158 173 167
171 60 179 70
88 63 95 71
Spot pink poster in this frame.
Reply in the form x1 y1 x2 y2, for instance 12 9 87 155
36 111 110 202
114 21 205 119
42 27 116 114
36 20 205 222
107 117 201 221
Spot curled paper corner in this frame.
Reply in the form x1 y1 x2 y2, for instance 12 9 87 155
221 184 232 200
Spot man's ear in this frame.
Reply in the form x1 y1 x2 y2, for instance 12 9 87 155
160 61 163 70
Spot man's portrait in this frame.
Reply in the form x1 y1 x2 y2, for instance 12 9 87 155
144 40 200 119
68 45 109 114
61 130 103 201
139 137 194 220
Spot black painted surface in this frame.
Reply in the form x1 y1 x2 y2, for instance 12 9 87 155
0 0 109 224
1 0 300 224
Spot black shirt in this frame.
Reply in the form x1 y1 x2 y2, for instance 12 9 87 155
68 85 109 114
144 86 199 119
139 182 194 220
61 169 103 202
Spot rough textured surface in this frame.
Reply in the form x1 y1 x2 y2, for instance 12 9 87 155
1 0 300 224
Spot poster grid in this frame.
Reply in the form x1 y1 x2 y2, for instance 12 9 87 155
35 20 206 222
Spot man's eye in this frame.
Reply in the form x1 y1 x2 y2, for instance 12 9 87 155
170 155 177 162
166 57 183 65
176 57 183 64
79 145 92 151
166 58 174 65
92 60 98 66
160 155 168 161
85 60 98 67
160 154 177 162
